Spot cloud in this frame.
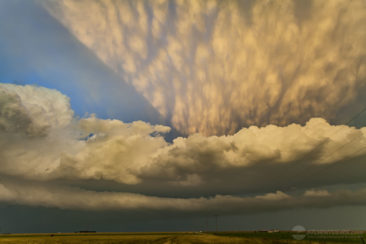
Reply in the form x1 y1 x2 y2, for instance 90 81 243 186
0 84 72 136
0 84 81 179
56 116 171 184
1 83 366 213
304 189 330 197
41 0 366 135
1 180 366 214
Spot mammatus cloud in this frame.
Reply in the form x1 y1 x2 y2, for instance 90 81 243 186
42 0 366 135
1 83 366 212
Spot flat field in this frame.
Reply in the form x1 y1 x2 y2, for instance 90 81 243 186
0 231 364 243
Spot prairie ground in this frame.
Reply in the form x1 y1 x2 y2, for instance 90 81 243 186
0 231 364 244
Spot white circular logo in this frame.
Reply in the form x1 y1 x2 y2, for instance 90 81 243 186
292 225 306 240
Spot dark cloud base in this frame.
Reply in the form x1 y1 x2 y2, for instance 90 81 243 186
1 204 366 233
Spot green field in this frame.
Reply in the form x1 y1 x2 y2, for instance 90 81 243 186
0 231 364 243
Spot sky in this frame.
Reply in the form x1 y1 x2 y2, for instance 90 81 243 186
0 0 366 233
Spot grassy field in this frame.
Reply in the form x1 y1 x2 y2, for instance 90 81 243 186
0 231 364 243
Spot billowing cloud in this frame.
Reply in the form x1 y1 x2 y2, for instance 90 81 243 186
1 83 366 213
54 115 366 196
41 0 366 135
0 84 73 136
0 84 82 179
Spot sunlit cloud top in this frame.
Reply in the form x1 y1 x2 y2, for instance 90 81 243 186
43 0 366 135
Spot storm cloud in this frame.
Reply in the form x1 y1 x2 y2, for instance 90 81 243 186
1 83 366 213
42 0 366 135
1 180 366 214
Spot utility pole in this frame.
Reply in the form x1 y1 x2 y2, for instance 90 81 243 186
214 214 218 232
206 217 208 232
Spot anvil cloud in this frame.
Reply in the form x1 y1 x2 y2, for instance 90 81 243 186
42 0 366 135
